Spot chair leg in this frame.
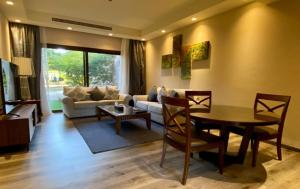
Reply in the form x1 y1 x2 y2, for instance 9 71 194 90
252 139 260 167
181 150 191 185
277 137 282 161
222 128 230 153
218 143 224 174
160 139 167 168
190 153 194 158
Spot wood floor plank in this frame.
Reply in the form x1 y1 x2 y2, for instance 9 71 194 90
0 113 300 189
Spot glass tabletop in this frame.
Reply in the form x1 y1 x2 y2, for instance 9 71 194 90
98 105 147 117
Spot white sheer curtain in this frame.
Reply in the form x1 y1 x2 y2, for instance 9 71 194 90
119 39 129 94
40 47 51 116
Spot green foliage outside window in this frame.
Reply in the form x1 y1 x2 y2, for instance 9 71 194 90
47 49 84 86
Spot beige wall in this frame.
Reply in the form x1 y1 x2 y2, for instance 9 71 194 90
40 27 121 51
0 10 11 61
146 0 300 148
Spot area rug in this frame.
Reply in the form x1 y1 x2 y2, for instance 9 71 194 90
73 117 163 154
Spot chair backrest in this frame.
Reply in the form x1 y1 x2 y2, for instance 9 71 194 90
161 96 192 141
185 91 212 112
254 93 291 133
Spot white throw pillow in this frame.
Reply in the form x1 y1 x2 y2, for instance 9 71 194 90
65 86 89 101
157 86 168 103
104 86 119 100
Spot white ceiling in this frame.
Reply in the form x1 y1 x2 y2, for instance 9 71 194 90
0 0 275 40
25 0 207 30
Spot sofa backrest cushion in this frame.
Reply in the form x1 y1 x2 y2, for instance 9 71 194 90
157 87 186 98
173 89 186 98
168 89 179 98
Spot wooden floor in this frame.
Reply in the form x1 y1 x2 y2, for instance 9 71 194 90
0 113 300 189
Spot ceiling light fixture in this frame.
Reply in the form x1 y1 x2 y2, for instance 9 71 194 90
6 1 14 5
67 27 72 30
15 19 21 23
161 30 166 33
192 17 197 21
108 33 113 36
141 38 145 41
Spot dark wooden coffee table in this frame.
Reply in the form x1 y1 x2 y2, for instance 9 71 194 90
97 105 151 135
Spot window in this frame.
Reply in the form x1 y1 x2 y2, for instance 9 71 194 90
88 52 120 86
47 48 84 111
45 45 121 112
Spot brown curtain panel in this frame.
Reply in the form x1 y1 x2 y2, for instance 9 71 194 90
128 40 146 95
9 23 41 100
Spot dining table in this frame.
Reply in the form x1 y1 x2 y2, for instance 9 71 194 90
190 105 280 165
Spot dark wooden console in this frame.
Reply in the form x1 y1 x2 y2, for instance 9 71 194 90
6 100 42 122
0 104 37 150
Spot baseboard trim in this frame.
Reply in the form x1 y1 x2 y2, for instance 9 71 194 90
264 141 300 153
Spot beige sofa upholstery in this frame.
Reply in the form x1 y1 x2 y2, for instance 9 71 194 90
62 86 131 118
133 88 187 124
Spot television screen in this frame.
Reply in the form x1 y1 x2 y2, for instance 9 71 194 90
0 59 19 114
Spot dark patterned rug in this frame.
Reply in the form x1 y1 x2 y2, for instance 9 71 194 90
73 117 163 154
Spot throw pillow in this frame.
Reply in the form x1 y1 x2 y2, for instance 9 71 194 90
169 89 179 98
88 87 105 101
157 86 168 103
104 86 119 100
65 87 89 101
63 86 73 96
147 86 158 102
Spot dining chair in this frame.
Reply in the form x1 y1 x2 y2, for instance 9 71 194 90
185 91 220 134
185 90 212 112
160 96 224 185
228 93 291 167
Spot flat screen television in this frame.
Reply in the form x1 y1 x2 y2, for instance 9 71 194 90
0 59 19 114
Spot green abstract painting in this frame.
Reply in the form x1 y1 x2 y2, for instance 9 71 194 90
181 46 191 80
161 54 172 69
191 41 209 62
172 34 182 68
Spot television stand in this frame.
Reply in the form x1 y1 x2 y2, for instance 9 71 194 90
0 104 38 150
6 100 42 122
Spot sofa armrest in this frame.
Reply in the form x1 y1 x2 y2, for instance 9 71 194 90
133 95 148 102
119 94 132 105
133 95 148 106
61 96 75 108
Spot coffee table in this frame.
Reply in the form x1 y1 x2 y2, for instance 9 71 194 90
97 105 151 135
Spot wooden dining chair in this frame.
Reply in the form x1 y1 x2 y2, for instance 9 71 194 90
185 91 220 134
185 91 212 112
160 96 224 185
228 93 291 167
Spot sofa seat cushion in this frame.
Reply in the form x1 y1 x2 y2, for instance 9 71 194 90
74 100 98 109
74 100 123 109
148 102 162 114
136 101 152 110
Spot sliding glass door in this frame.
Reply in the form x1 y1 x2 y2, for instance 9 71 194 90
47 48 84 111
46 46 121 112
